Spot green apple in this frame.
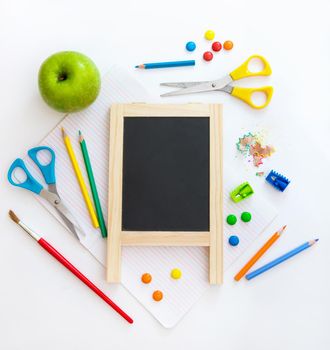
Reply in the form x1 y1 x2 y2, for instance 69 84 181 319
38 51 101 113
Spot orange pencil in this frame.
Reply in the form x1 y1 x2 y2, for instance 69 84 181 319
234 225 287 281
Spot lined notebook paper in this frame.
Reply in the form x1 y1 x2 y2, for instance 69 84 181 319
26 66 277 328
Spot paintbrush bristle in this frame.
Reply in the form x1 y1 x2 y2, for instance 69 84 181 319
8 210 20 224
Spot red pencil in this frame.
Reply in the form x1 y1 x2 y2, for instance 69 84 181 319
8 210 133 324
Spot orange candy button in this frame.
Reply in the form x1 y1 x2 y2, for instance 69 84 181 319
152 290 163 302
223 40 234 50
141 273 152 284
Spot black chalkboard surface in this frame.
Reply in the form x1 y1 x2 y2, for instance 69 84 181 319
122 117 210 231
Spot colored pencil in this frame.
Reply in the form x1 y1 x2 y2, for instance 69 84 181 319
8 210 133 324
135 60 195 69
246 239 318 280
79 131 107 238
234 225 287 281
62 128 99 228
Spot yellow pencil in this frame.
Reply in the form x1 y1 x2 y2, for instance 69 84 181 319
62 128 99 228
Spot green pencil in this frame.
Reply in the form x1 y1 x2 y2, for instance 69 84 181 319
79 131 107 238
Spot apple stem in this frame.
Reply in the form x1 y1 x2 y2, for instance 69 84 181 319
58 73 67 81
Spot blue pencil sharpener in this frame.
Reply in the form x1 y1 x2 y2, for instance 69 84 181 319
266 170 290 192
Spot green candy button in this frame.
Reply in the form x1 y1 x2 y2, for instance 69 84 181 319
226 214 237 225
241 211 252 222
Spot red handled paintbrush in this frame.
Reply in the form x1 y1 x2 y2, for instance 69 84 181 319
8 210 133 324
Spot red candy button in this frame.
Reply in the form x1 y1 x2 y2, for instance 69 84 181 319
203 51 213 61
212 41 222 52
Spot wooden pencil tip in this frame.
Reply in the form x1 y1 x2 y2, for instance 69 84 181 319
8 210 20 224
61 127 66 137
78 130 84 142
278 225 287 234
310 238 319 246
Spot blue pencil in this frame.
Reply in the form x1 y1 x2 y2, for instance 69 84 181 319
246 239 318 280
135 60 195 69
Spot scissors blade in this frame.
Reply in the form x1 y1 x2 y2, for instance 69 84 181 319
53 207 80 240
160 81 207 88
54 201 86 241
160 75 233 97
48 183 60 197
46 184 86 241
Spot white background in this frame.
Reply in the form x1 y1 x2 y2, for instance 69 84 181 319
1 0 330 349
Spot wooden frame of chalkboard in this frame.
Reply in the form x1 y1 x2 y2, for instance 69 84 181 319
107 104 223 285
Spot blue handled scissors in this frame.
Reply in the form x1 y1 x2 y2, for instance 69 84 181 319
8 146 85 241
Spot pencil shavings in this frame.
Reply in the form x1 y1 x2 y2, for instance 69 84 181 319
236 132 255 154
236 132 275 167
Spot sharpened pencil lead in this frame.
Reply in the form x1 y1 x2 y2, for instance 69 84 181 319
309 239 319 245
79 130 84 142
279 225 287 234
61 127 66 138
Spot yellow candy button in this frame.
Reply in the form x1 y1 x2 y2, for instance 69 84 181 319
171 268 182 279
204 30 215 41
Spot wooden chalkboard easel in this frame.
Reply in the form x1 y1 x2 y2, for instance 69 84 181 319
107 104 223 284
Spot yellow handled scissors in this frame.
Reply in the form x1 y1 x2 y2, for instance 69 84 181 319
160 55 273 109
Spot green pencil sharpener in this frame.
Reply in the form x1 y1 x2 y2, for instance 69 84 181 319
230 182 254 203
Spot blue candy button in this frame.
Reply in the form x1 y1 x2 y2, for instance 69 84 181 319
186 41 196 52
229 235 239 246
